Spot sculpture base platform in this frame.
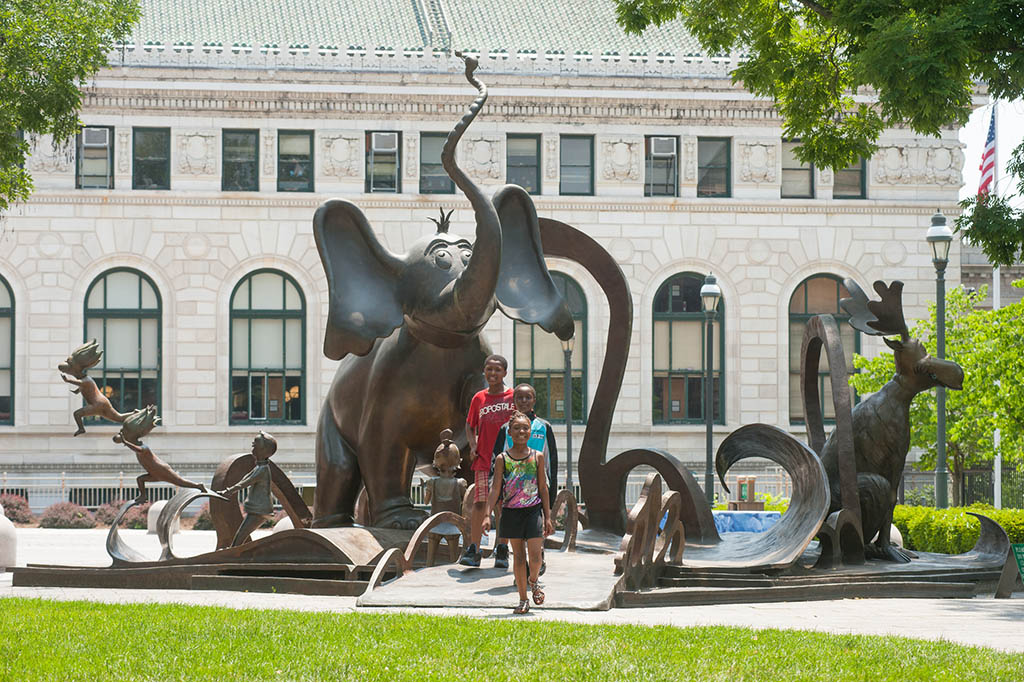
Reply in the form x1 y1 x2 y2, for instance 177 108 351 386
358 550 622 611
11 526 415 592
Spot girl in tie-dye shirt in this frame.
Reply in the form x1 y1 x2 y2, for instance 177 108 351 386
483 411 552 614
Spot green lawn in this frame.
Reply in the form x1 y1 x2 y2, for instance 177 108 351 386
1 597 1021 681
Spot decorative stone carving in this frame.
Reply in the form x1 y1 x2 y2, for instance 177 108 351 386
682 139 696 183
28 138 72 174
739 141 776 183
403 132 417 179
872 143 964 186
176 132 217 175
816 166 834 186
117 131 130 173
461 136 502 181
320 134 361 178
545 136 558 179
262 133 275 175
601 139 640 182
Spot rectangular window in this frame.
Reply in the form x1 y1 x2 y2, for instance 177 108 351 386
277 130 314 192
697 138 730 197
419 133 453 194
222 129 259 191
645 135 678 197
507 134 541 194
834 158 866 198
781 141 814 198
366 131 401 193
132 127 170 190
560 135 593 195
76 126 114 189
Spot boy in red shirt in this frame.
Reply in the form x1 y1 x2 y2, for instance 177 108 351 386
459 354 515 568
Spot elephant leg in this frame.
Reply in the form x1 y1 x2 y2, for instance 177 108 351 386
312 404 361 528
365 444 427 530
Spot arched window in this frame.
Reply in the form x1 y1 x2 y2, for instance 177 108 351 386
84 268 162 415
230 270 305 424
653 272 723 424
513 272 586 423
0 275 13 425
788 274 859 422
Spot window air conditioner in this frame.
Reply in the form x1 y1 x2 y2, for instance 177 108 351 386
651 136 676 157
83 127 110 147
371 132 398 153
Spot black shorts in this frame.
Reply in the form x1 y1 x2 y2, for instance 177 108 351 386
499 503 544 539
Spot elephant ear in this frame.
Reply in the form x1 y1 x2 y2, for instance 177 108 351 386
492 185 575 340
313 199 405 360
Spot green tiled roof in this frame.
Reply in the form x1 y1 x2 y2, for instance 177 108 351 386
132 0 426 49
130 0 702 54
445 0 700 55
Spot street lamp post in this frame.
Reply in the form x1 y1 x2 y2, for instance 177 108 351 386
700 273 721 505
561 335 576 497
927 210 952 509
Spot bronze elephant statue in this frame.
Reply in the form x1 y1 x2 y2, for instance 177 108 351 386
311 53 574 528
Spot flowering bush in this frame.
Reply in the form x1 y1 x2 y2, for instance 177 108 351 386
39 501 96 529
191 502 214 530
120 501 150 529
1 493 33 524
94 500 128 526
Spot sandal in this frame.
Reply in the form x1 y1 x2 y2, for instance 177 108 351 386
513 599 530 615
530 581 545 605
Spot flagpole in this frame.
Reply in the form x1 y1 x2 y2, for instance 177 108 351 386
992 102 1002 509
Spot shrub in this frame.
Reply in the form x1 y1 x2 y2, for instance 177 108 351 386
903 485 934 507
120 502 150 529
39 502 96 529
94 500 129 526
1 493 33 524
755 492 790 514
192 502 214 530
893 504 1024 553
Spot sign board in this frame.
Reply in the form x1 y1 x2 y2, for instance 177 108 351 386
1013 543 1024 578
995 543 1024 599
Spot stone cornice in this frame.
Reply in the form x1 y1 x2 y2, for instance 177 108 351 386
24 191 960 215
82 87 780 124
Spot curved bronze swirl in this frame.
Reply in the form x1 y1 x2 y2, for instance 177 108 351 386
105 500 149 565
538 217 719 541
550 488 580 551
714 423 830 568
615 473 685 590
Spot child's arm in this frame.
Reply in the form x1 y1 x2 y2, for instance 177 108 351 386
481 455 504 532
122 440 144 455
423 479 434 505
537 452 553 537
466 426 478 457
61 374 84 389
218 466 262 496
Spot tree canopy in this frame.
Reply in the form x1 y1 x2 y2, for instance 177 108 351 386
0 0 140 214
849 283 1024 506
615 0 1024 264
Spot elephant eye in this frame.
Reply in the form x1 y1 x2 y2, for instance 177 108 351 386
434 249 453 270
460 249 472 265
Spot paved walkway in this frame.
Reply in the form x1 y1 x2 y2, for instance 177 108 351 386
2 529 1022 653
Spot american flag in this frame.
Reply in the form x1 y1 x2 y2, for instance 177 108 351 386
978 109 996 195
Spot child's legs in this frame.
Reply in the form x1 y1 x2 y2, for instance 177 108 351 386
526 537 544 584
470 500 486 546
231 512 267 547
510 538 528 601
135 474 153 502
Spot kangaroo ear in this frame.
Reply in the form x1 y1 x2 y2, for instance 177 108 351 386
491 185 575 340
313 199 405 360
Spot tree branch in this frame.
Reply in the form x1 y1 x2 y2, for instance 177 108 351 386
796 0 832 20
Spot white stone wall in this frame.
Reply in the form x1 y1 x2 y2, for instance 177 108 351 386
0 63 964 480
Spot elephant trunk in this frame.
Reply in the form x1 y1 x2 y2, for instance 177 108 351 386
445 52 501 327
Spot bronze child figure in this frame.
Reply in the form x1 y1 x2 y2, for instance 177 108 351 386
116 405 207 503
58 340 128 436
424 429 468 515
216 431 278 548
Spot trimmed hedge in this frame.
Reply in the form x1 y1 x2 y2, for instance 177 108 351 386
893 504 1024 554
39 502 96 529
1 493 33 524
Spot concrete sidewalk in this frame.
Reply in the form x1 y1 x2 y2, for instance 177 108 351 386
3 528 1022 653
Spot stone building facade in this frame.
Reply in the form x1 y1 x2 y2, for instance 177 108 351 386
0 43 970 504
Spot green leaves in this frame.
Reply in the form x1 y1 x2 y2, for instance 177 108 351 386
956 141 1024 267
613 0 1024 177
0 0 141 214
850 284 1024 504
